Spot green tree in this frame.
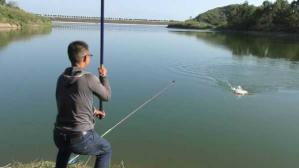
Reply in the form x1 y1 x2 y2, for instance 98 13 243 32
252 1 275 31
7 1 18 8
287 0 299 32
262 1 273 9
272 0 290 28
226 3 256 30
0 0 6 5
291 0 299 7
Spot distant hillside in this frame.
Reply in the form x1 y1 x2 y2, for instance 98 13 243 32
0 4 51 29
168 0 299 33
193 5 239 28
167 4 248 29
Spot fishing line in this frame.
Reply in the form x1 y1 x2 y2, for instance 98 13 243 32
68 80 176 164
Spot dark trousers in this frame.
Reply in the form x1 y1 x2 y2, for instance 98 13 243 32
54 129 112 168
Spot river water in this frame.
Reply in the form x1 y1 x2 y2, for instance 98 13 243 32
1 23 299 168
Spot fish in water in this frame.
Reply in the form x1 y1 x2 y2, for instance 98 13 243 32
231 86 249 95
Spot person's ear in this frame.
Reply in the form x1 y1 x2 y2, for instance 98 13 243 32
83 55 87 63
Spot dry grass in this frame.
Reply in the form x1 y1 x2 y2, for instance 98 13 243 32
0 4 51 26
3 161 89 168
1 160 126 168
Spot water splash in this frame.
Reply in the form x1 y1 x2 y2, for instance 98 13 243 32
169 58 299 95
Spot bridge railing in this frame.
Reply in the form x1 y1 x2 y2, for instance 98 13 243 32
35 14 172 23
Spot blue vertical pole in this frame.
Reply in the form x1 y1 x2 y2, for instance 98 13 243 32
99 0 104 111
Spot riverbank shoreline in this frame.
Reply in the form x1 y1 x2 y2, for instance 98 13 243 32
1 160 124 168
167 26 299 39
0 22 52 32
0 23 20 31
51 20 170 26
0 4 51 31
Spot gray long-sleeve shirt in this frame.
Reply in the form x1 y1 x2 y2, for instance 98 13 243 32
55 67 111 132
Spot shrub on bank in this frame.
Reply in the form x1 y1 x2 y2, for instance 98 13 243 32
167 20 213 29
0 4 51 27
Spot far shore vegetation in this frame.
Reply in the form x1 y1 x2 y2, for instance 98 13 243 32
168 0 299 33
0 0 51 29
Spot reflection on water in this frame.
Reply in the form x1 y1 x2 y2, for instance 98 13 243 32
171 31 299 61
0 26 52 49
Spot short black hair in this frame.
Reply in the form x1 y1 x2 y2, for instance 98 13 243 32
67 41 89 65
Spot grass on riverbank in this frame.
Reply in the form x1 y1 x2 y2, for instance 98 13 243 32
6 161 89 168
4 161 125 168
0 4 51 27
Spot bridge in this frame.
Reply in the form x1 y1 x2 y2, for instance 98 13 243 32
38 14 173 25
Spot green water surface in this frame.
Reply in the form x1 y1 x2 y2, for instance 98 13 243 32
0 24 299 168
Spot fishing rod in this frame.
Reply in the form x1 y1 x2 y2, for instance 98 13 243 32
68 80 176 164
99 0 104 111
69 0 105 164
69 0 176 164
